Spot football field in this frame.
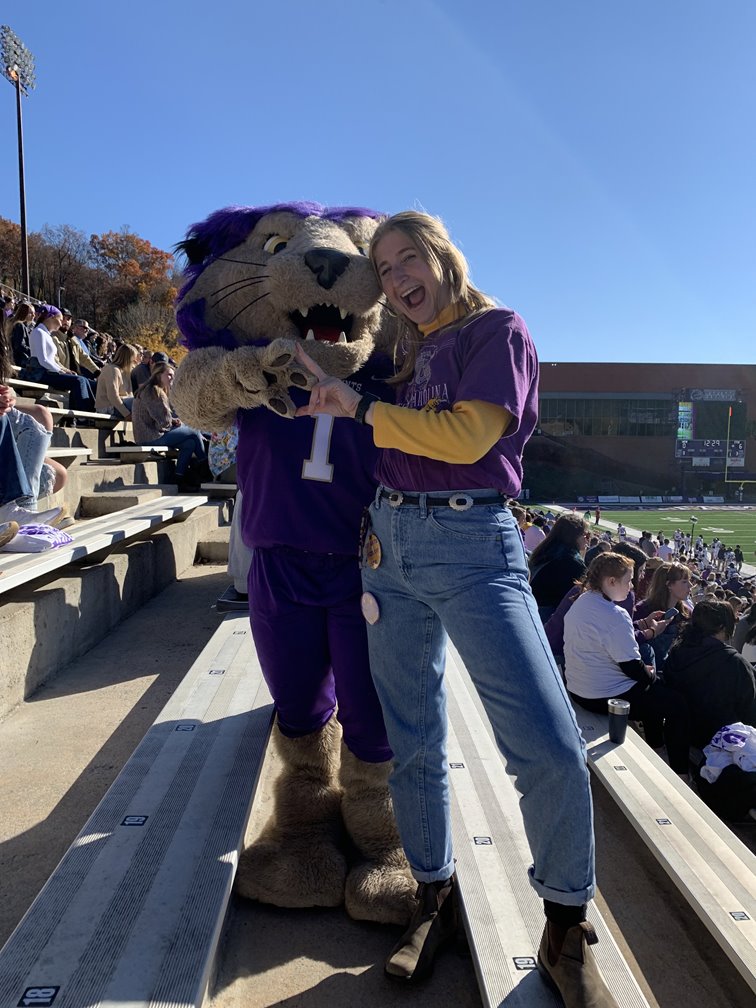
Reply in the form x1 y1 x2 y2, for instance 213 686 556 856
539 506 756 557
597 508 756 555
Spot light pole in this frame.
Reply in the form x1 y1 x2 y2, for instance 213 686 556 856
1 25 36 296
689 515 697 545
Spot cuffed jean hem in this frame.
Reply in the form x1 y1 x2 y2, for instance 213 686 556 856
411 862 456 884
528 869 595 906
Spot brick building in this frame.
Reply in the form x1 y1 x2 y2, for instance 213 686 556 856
522 363 756 499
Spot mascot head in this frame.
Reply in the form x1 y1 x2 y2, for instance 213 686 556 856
175 202 391 378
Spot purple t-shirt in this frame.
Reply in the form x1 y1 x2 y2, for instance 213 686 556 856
236 354 393 554
376 308 538 494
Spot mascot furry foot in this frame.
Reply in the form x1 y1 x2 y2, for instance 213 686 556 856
340 745 417 926
236 717 347 908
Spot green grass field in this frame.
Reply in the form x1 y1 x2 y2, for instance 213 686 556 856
579 507 756 555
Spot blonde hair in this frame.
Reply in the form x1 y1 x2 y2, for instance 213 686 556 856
111 342 139 373
644 561 691 614
369 211 495 384
584 552 634 593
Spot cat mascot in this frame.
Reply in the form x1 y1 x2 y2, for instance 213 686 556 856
171 202 415 925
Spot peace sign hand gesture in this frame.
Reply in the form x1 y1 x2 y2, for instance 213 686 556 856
294 343 362 419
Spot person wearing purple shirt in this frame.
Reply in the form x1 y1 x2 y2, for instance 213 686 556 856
295 211 617 1007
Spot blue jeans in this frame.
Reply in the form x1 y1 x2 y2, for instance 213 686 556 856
8 408 51 504
145 424 206 476
0 413 32 506
362 488 595 906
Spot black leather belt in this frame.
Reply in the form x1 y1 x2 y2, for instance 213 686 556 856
379 489 506 512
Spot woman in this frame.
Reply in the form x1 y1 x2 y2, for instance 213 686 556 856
132 363 207 491
7 301 34 367
529 513 589 623
564 552 690 775
0 327 62 524
294 211 615 1006
96 343 138 419
634 561 692 670
27 306 97 413
665 601 756 820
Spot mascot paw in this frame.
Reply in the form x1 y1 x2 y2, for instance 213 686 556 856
345 852 418 926
229 340 315 418
236 827 348 908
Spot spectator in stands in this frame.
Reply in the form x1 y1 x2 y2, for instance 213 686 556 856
638 531 657 559
634 561 692 669
0 404 62 527
96 343 138 419
529 513 589 623
584 538 610 565
131 348 153 392
545 545 668 673
7 302 34 366
26 307 97 414
564 552 691 777
733 602 756 653
67 320 101 379
132 363 207 492
665 600 756 819
523 515 547 553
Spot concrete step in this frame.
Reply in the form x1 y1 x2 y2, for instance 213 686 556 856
79 487 165 517
0 502 227 718
196 527 231 563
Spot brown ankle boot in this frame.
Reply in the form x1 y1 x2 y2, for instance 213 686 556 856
384 874 458 982
537 921 620 1008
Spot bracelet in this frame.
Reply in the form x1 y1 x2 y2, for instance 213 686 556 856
353 394 376 425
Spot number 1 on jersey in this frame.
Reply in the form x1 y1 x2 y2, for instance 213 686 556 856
302 414 335 482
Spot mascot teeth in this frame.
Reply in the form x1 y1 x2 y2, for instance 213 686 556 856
338 332 348 344
306 329 316 341
339 308 348 320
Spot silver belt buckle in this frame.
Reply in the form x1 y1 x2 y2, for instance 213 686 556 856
449 493 474 511
388 491 404 507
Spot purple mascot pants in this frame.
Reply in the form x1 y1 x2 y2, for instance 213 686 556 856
247 545 392 763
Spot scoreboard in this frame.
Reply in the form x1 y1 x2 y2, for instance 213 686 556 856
675 438 745 460
675 390 746 464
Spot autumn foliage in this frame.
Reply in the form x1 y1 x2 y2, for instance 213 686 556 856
0 216 184 357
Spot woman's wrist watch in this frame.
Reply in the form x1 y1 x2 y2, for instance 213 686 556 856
353 394 376 424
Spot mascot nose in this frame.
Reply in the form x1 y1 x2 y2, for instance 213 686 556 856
304 249 350 290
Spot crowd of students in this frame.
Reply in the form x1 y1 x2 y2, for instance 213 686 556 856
0 294 209 543
518 506 756 822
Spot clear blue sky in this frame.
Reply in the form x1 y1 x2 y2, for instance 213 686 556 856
2 1 754 363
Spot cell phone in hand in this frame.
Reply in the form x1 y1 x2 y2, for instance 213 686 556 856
662 608 678 621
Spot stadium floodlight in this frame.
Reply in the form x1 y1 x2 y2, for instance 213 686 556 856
1 25 36 295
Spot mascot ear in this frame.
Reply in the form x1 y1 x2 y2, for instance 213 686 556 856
175 236 209 267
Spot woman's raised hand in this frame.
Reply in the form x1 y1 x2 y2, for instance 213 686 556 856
294 343 361 419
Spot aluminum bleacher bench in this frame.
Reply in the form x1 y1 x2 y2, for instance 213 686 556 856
573 704 756 995
200 482 237 497
105 445 177 462
0 614 273 1008
443 643 651 1007
0 495 207 596
47 407 115 426
45 447 92 462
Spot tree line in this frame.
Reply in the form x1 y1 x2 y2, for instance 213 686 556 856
0 216 185 357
